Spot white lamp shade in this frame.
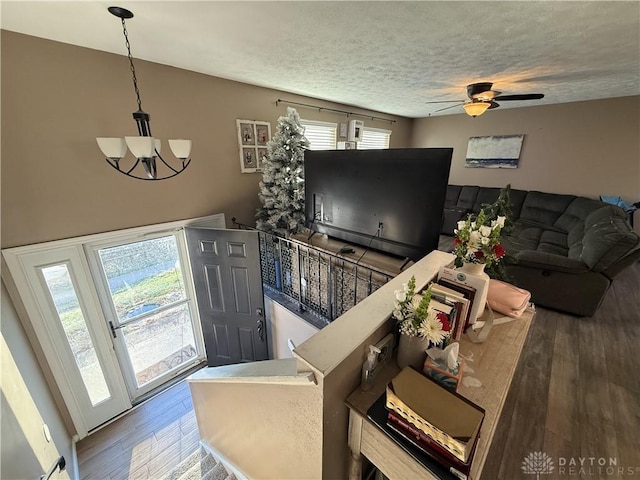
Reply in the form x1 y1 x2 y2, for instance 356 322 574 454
96 137 127 159
154 138 161 155
169 139 192 159
125 136 156 158
462 102 491 117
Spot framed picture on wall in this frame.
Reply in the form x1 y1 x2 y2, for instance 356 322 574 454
242 148 256 170
239 122 255 146
256 123 270 146
257 148 269 170
465 134 524 168
237 120 271 173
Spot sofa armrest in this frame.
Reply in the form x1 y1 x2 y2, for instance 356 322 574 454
514 250 590 274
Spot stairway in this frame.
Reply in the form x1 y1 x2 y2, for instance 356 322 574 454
162 446 238 480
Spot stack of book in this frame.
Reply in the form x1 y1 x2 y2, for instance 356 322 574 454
432 267 481 336
384 367 485 479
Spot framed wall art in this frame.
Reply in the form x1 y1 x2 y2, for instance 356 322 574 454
465 134 524 168
237 119 271 173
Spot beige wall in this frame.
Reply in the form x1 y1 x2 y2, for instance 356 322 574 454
1 284 74 480
411 96 640 204
0 31 412 249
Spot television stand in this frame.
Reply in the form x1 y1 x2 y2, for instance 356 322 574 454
400 257 412 271
290 231 413 278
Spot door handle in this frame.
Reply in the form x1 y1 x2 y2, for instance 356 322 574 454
108 321 123 339
257 318 265 342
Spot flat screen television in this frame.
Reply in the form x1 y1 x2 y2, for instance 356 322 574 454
304 148 453 261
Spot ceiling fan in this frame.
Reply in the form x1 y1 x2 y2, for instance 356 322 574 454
427 82 544 117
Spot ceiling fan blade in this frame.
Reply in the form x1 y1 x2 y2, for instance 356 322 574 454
488 101 500 109
424 100 465 104
432 103 464 113
494 94 544 101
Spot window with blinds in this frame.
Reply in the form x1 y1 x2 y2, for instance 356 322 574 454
300 120 337 150
359 127 392 149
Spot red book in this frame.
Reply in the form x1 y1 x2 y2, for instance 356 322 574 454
387 411 478 479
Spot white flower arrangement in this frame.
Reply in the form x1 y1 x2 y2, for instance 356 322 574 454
453 209 507 266
392 276 452 345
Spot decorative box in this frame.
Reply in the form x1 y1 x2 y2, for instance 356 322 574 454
423 356 464 392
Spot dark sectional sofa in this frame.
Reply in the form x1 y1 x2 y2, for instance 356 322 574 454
441 185 640 316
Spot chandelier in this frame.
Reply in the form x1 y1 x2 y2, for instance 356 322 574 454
96 6 191 180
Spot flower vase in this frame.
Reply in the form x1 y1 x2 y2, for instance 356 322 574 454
397 334 430 370
459 262 490 321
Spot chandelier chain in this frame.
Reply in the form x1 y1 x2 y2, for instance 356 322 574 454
121 18 143 111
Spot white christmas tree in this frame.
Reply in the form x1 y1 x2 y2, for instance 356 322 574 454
256 107 310 236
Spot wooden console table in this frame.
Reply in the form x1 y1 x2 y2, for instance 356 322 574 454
346 307 534 479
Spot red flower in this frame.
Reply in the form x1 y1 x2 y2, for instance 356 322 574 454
453 237 461 247
436 312 451 332
474 251 485 259
493 244 506 259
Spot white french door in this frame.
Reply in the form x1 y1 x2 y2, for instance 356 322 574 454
86 233 205 400
2 214 223 438
7 246 131 436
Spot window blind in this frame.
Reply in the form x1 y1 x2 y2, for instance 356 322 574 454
300 120 337 150
359 127 392 149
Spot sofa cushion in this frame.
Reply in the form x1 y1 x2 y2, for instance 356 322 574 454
513 250 589 273
508 189 528 220
554 198 610 232
580 216 640 272
538 243 569 256
472 188 502 213
445 185 463 209
540 230 568 248
457 186 480 210
585 204 627 226
519 191 576 226
501 226 543 253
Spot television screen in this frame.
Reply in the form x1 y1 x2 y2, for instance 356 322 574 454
304 148 453 261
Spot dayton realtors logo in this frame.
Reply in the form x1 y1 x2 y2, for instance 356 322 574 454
522 452 640 477
522 451 555 479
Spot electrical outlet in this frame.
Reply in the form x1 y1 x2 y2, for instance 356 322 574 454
375 333 395 367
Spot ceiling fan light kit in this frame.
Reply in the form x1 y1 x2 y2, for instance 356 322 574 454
429 82 544 117
463 101 491 117
96 6 192 181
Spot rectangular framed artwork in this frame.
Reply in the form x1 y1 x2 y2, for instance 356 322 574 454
465 134 524 169
237 119 271 173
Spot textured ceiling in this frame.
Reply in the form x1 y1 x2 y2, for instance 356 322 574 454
2 1 639 118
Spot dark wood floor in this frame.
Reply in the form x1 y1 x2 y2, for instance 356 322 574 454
76 380 199 480
78 261 639 480
483 260 640 479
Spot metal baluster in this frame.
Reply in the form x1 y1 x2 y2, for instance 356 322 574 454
297 244 303 303
328 255 334 321
317 252 322 315
353 265 358 307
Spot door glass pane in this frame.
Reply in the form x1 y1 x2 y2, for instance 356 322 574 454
120 304 196 387
97 235 199 390
98 236 186 322
40 264 110 406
